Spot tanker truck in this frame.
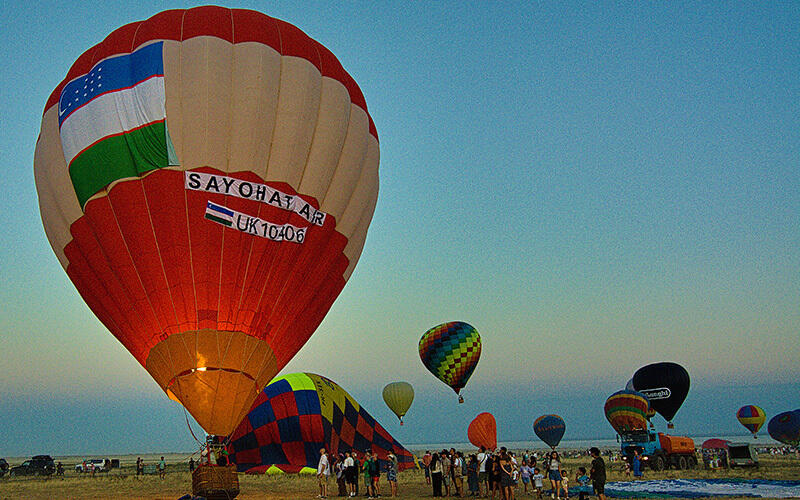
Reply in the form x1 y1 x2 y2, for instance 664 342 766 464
620 430 697 471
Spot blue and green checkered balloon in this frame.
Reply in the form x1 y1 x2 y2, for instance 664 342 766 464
418 321 481 403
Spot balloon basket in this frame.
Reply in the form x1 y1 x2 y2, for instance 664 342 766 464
192 464 239 500
458 395 464 404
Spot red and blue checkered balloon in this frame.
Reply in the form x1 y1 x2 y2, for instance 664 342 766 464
227 373 418 474
418 322 481 400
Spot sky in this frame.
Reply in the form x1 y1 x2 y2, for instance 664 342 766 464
0 1 798 457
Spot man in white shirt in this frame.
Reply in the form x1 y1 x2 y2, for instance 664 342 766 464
317 448 330 499
477 446 488 497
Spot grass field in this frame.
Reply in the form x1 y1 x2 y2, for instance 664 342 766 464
1 452 798 499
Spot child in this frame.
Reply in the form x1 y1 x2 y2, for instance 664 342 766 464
576 466 591 500
560 469 569 498
533 467 544 499
519 460 532 494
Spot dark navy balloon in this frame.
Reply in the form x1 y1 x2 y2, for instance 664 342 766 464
533 414 566 449
631 362 690 425
767 410 800 447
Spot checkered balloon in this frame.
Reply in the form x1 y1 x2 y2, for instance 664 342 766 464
418 321 481 400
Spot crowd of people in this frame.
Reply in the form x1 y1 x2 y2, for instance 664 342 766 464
316 447 401 499
418 446 607 500
313 445 610 499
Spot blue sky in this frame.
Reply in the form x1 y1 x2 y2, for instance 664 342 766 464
0 1 798 456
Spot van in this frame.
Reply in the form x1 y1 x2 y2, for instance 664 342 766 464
727 443 758 468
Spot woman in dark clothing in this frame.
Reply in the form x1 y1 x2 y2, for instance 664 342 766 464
431 452 443 497
467 454 479 496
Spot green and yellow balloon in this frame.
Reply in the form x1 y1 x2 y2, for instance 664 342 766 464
418 322 481 403
383 382 414 425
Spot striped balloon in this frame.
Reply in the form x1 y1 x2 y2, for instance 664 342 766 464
736 405 766 437
418 322 481 402
605 390 650 434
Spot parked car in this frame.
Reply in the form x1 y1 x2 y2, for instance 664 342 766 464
0 458 9 477
75 458 110 473
728 443 759 468
8 455 56 476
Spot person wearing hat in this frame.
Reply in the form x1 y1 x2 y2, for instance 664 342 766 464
386 451 399 497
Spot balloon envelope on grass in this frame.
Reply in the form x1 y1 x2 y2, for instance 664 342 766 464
227 373 418 473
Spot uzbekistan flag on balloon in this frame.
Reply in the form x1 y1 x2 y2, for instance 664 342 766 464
58 41 177 208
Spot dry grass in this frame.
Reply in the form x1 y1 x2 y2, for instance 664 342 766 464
0 453 798 499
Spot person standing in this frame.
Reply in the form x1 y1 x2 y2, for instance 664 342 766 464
546 451 563 499
632 449 643 479
344 451 357 497
441 450 452 497
467 454 479 497
519 459 532 495
335 453 347 497
158 456 166 479
477 447 489 498
431 452 443 497
362 451 374 499
189 457 195 472
454 451 466 497
369 451 381 497
136 457 143 476
387 451 399 497
423 450 433 485
532 467 544 499
589 447 606 500
498 448 514 500
317 448 330 500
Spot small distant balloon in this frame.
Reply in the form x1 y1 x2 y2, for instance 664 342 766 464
383 382 414 425
533 414 565 449
468 412 497 451
767 410 800 448
736 405 766 438
630 362 690 428
419 321 481 403
604 390 650 434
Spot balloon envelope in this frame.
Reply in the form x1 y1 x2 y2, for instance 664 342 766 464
630 362 690 424
382 382 414 424
767 410 800 447
227 373 417 473
34 7 379 436
604 390 650 434
418 322 481 398
534 414 566 449
468 412 497 450
736 405 766 436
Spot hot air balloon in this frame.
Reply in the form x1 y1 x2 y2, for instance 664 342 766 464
630 362 690 429
604 390 650 434
767 410 800 448
468 413 497 451
34 7 379 438
227 373 418 473
418 322 481 403
736 405 766 439
533 415 565 450
383 382 414 425
625 378 656 427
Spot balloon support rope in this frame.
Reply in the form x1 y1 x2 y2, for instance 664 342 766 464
183 405 204 445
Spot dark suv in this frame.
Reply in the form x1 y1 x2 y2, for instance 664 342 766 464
9 455 56 476
0 458 8 476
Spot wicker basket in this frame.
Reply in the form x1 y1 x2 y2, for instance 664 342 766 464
192 464 240 500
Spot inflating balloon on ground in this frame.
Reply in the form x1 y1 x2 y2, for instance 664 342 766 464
605 390 650 434
468 412 497 451
34 6 380 438
227 373 418 473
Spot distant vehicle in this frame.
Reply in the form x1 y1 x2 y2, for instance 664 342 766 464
0 458 8 477
8 455 56 476
75 459 110 473
620 430 697 471
728 443 759 468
